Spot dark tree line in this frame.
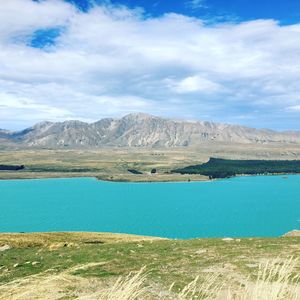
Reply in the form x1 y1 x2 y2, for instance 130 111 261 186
173 158 300 179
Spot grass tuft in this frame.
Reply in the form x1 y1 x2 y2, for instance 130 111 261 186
95 258 299 299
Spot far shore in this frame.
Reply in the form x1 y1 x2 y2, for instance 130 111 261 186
0 171 209 182
0 170 299 183
1 147 300 182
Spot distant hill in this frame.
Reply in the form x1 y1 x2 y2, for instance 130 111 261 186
1 113 300 148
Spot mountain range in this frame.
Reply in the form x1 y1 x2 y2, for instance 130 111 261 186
1 113 300 148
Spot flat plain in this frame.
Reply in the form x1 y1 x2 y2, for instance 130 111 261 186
1 142 300 181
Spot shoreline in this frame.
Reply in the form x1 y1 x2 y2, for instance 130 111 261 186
0 170 298 182
0 171 209 182
0 230 299 240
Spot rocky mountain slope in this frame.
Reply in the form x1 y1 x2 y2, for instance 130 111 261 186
1 113 300 148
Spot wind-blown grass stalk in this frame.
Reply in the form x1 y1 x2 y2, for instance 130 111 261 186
177 273 224 300
235 257 300 300
99 267 148 300
98 258 299 300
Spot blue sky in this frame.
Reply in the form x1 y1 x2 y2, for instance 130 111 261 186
65 0 300 24
1 0 300 130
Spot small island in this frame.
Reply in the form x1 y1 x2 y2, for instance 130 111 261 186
173 157 300 179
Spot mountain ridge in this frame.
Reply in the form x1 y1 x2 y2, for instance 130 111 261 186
1 113 300 148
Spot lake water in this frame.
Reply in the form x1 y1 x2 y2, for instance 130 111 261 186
0 175 299 238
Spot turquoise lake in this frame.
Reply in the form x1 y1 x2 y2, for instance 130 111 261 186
0 175 299 238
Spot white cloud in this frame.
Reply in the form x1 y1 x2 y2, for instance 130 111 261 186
172 76 222 94
0 0 75 43
0 92 74 121
0 0 300 130
287 105 300 112
186 0 206 9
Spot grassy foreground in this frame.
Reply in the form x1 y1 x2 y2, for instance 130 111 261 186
0 232 299 299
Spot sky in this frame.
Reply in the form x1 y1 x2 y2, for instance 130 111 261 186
1 0 300 130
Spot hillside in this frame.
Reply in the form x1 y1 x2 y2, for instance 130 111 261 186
2 113 300 148
0 232 299 299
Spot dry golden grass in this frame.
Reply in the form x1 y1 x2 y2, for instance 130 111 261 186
177 273 224 300
232 257 300 300
0 232 162 248
95 257 299 300
0 258 299 300
0 233 299 299
0 263 107 300
95 267 148 300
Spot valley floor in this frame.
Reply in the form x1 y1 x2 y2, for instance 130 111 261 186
1 143 300 182
0 232 299 299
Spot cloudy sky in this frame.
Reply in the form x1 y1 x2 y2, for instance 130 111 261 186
1 0 300 130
